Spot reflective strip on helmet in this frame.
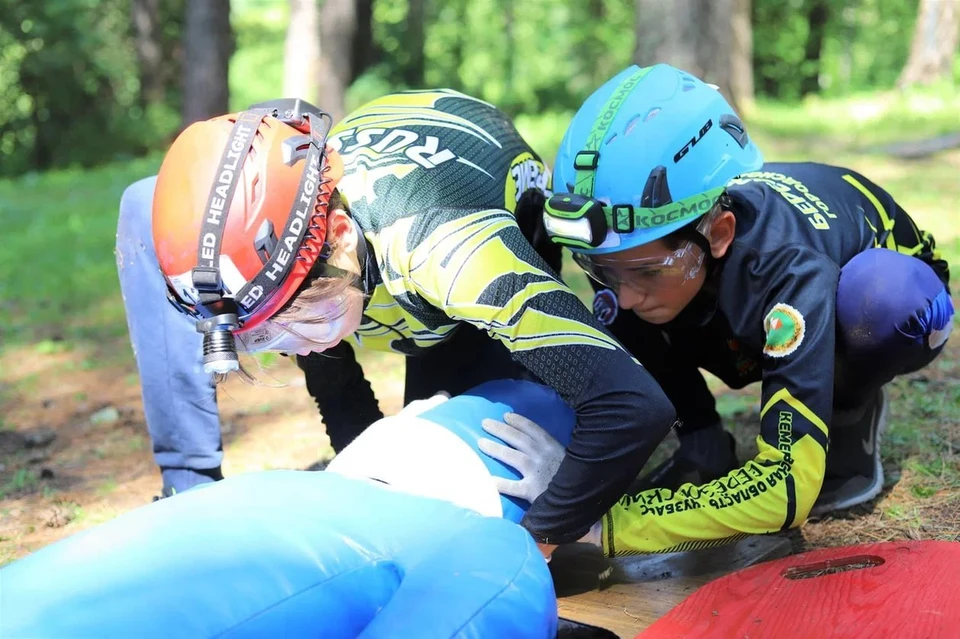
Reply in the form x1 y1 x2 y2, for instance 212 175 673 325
622 187 724 231
574 67 652 199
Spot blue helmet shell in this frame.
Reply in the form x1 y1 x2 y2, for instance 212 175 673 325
553 64 764 254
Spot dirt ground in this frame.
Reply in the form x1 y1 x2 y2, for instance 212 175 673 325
0 345 405 564
1 334 957 566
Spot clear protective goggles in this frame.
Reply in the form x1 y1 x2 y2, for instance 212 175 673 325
573 213 715 293
235 318 342 355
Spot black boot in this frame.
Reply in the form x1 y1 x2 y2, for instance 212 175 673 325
812 386 888 516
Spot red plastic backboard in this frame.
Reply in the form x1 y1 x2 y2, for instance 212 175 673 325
639 540 960 639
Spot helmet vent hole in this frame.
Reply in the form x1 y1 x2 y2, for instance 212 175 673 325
250 173 263 207
719 114 750 149
606 133 618 145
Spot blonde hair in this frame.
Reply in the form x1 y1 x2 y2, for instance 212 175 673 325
221 190 360 386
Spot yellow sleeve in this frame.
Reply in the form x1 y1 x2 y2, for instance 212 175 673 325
603 252 839 555
602 396 826 555
405 209 624 355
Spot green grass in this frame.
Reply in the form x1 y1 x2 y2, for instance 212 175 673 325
0 469 39 500
749 87 960 149
0 154 162 350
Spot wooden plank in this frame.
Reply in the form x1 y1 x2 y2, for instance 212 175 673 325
640 540 960 639
553 535 792 638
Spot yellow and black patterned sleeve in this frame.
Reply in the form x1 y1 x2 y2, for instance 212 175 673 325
406 207 678 544
601 246 836 555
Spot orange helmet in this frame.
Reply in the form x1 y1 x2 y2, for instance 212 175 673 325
153 99 343 373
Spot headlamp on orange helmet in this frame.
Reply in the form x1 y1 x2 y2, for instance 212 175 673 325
156 98 337 375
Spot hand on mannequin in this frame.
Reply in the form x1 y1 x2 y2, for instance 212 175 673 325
477 412 565 505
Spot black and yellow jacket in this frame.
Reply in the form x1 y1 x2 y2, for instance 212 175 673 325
599 162 948 555
299 89 676 543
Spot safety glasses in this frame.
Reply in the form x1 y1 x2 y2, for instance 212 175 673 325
573 213 716 292
235 319 339 354
574 241 706 292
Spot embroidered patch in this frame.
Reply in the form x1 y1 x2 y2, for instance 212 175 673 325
593 288 619 326
763 303 805 358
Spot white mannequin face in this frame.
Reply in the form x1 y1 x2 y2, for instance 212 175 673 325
326 411 505 519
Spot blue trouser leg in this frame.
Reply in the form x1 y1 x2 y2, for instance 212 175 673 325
116 177 224 494
834 248 954 410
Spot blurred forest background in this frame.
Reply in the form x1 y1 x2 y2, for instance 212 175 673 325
1 1 959 564
2 0 960 177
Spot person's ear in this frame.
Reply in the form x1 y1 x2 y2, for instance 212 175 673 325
707 210 736 259
327 207 357 253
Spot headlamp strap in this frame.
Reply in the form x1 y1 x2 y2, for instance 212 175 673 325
192 109 271 304
234 109 333 314
572 66 651 200
543 67 651 249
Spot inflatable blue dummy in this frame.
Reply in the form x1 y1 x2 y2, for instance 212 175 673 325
0 380 577 638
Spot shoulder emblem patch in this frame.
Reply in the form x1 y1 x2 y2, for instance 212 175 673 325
763 303 805 358
593 288 619 326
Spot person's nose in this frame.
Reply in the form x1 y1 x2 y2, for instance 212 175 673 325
616 283 645 310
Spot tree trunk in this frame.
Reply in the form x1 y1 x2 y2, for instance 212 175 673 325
583 0 606 87
158 0 186 108
697 0 735 108
181 0 232 127
284 0 321 102
351 0 378 80
449 0 466 92
318 0 358 122
898 0 960 88
403 0 425 88
633 0 698 73
729 0 754 113
800 0 829 96
132 0 164 106
633 0 742 110
503 0 514 99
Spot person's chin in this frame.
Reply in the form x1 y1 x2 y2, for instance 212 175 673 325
634 307 677 324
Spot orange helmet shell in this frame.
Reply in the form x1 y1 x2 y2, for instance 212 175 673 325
153 112 343 332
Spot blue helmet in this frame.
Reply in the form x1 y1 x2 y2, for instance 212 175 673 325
544 64 764 255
